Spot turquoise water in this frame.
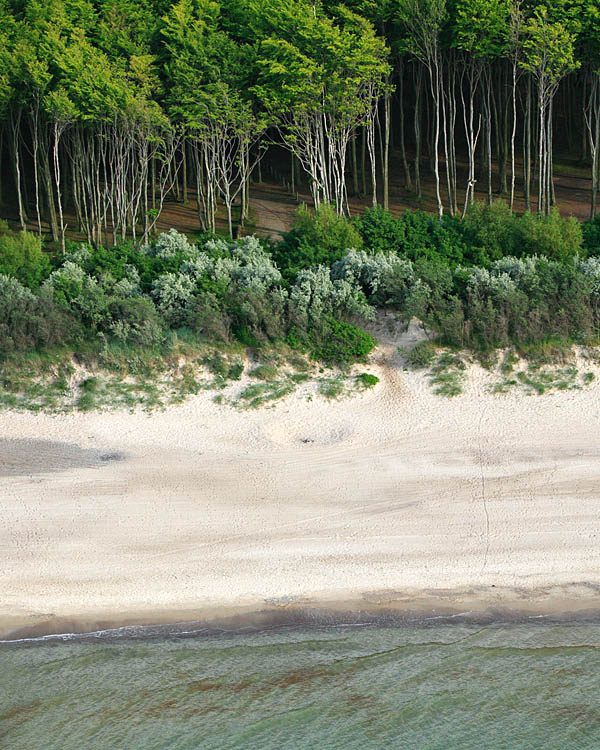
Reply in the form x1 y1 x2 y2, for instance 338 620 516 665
2 619 600 749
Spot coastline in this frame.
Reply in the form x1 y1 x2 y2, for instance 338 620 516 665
2 326 600 643
4 584 600 642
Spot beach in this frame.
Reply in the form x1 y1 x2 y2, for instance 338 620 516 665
2 326 600 640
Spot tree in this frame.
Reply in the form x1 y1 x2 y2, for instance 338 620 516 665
521 6 579 214
254 0 389 214
453 0 511 213
396 0 447 217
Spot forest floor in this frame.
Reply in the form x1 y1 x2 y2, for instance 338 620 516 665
156 149 596 241
2 148 595 244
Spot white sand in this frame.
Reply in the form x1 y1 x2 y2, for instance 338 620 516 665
2 321 600 637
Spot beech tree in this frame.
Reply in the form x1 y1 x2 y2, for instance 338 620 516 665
1 0 600 246
521 6 579 214
254 0 389 214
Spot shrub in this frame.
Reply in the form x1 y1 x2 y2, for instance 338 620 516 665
151 272 195 326
308 317 376 365
404 340 436 368
271 204 363 279
332 248 419 308
516 210 582 262
288 265 373 330
357 372 379 387
354 206 405 254
106 297 164 347
44 262 109 327
582 214 600 256
462 200 519 263
0 275 74 353
249 364 278 381
400 210 467 266
0 229 50 288
143 228 198 259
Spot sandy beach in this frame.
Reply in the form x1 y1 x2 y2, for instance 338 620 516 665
2 324 600 639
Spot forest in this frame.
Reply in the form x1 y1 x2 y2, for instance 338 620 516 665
1 0 600 243
3 0 600 409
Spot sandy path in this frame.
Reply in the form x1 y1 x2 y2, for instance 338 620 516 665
1 326 600 637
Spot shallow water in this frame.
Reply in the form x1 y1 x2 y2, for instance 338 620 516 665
2 620 600 749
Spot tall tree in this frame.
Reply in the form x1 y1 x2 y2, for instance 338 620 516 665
521 5 579 214
396 0 447 216
254 0 389 214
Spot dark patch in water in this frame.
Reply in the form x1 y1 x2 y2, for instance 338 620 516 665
271 666 337 688
554 705 600 724
0 700 43 723
187 680 221 693
346 693 379 709
143 699 180 718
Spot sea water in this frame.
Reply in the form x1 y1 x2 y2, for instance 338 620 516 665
2 619 600 749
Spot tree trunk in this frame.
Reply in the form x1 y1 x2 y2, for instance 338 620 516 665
398 58 411 189
383 81 391 210
414 63 422 198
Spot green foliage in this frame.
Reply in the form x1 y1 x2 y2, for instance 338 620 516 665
249 364 278 381
404 340 437 368
428 352 466 397
357 372 379 387
237 380 295 408
582 215 600 256
353 206 405 254
271 204 363 280
0 274 75 353
204 351 244 380
0 228 50 288
318 375 346 399
307 317 376 365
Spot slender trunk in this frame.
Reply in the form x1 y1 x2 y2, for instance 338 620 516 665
53 121 67 252
414 64 422 198
41 145 59 242
361 127 367 198
383 81 390 210
538 78 545 214
397 59 411 189
510 59 518 210
291 149 295 194
351 131 359 195
182 138 188 204
524 74 532 211
429 53 443 217
485 70 492 204
9 109 27 230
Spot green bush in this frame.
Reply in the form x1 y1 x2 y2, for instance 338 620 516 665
462 201 519 263
404 340 436 368
249 364 278 381
0 228 50 288
582 214 600 256
354 206 405 254
0 275 75 353
308 317 376 365
271 204 363 280
516 210 582 262
357 372 379 387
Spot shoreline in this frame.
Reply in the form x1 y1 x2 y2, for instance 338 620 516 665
4 584 600 642
2 324 600 644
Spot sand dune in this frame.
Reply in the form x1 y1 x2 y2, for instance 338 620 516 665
2 323 600 638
